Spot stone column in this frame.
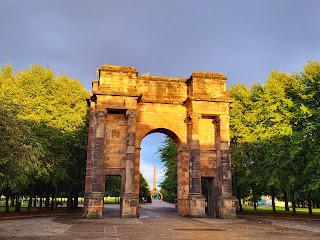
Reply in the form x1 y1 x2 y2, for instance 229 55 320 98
177 145 189 216
87 109 106 219
134 147 141 217
121 109 138 218
213 117 222 198
215 115 236 218
83 100 95 217
187 113 205 217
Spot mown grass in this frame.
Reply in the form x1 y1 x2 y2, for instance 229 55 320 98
0 196 121 213
241 205 320 215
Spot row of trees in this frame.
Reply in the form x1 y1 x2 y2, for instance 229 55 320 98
105 174 150 202
230 60 320 214
0 64 88 213
0 64 154 213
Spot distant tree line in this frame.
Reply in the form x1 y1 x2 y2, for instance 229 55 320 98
230 60 320 214
105 173 150 202
0 64 88 213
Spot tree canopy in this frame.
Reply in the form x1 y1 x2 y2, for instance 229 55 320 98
0 64 88 212
157 137 177 203
229 60 320 213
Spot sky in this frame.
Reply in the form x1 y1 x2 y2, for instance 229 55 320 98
1 0 320 187
140 133 166 189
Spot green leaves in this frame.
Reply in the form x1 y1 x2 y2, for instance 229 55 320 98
157 137 177 202
0 64 88 195
0 100 43 189
139 173 150 198
229 60 320 208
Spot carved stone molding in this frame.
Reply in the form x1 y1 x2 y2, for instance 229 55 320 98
95 109 107 118
126 109 138 119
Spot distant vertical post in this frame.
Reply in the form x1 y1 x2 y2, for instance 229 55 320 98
153 166 157 190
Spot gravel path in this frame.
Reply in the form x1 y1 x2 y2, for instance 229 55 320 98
0 217 72 238
1 203 320 239
258 218 320 234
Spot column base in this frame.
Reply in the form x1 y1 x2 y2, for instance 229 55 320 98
87 192 103 219
188 194 206 218
121 193 138 218
217 195 237 219
177 198 189 216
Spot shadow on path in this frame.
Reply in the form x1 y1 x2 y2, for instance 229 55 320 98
103 200 177 218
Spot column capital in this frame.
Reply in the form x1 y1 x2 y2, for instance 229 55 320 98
184 116 192 125
184 113 201 124
95 109 107 118
126 109 138 119
190 113 201 120
178 144 188 153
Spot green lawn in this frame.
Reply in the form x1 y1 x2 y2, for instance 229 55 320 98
0 196 123 213
241 205 320 215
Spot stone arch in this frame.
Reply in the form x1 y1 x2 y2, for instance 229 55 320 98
136 128 188 216
84 65 236 219
138 128 182 148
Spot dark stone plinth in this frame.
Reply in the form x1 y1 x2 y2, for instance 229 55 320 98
217 195 237 219
188 194 206 218
87 192 103 219
121 193 138 218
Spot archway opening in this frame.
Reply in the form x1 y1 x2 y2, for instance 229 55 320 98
139 131 179 215
104 175 122 217
202 177 216 218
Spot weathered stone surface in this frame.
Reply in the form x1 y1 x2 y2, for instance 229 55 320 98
84 65 236 219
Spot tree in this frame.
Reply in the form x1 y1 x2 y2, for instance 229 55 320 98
289 61 320 214
0 64 88 212
229 61 320 215
157 137 177 203
0 101 43 212
105 176 121 198
228 83 255 211
139 173 150 201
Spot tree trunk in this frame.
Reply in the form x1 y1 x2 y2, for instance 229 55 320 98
5 190 10 213
307 191 312 215
54 185 58 209
291 190 296 214
14 195 21 212
236 184 243 212
73 191 79 209
51 185 56 210
67 184 73 211
33 195 37 207
10 195 15 207
284 190 289 211
253 190 257 212
271 187 276 213
39 196 43 211
45 185 50 208
27 187 34 212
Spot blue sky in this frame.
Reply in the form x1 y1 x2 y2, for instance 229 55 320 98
140 133 166 189
1 0 320 187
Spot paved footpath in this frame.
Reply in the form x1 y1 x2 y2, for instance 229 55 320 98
1 201 320 240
